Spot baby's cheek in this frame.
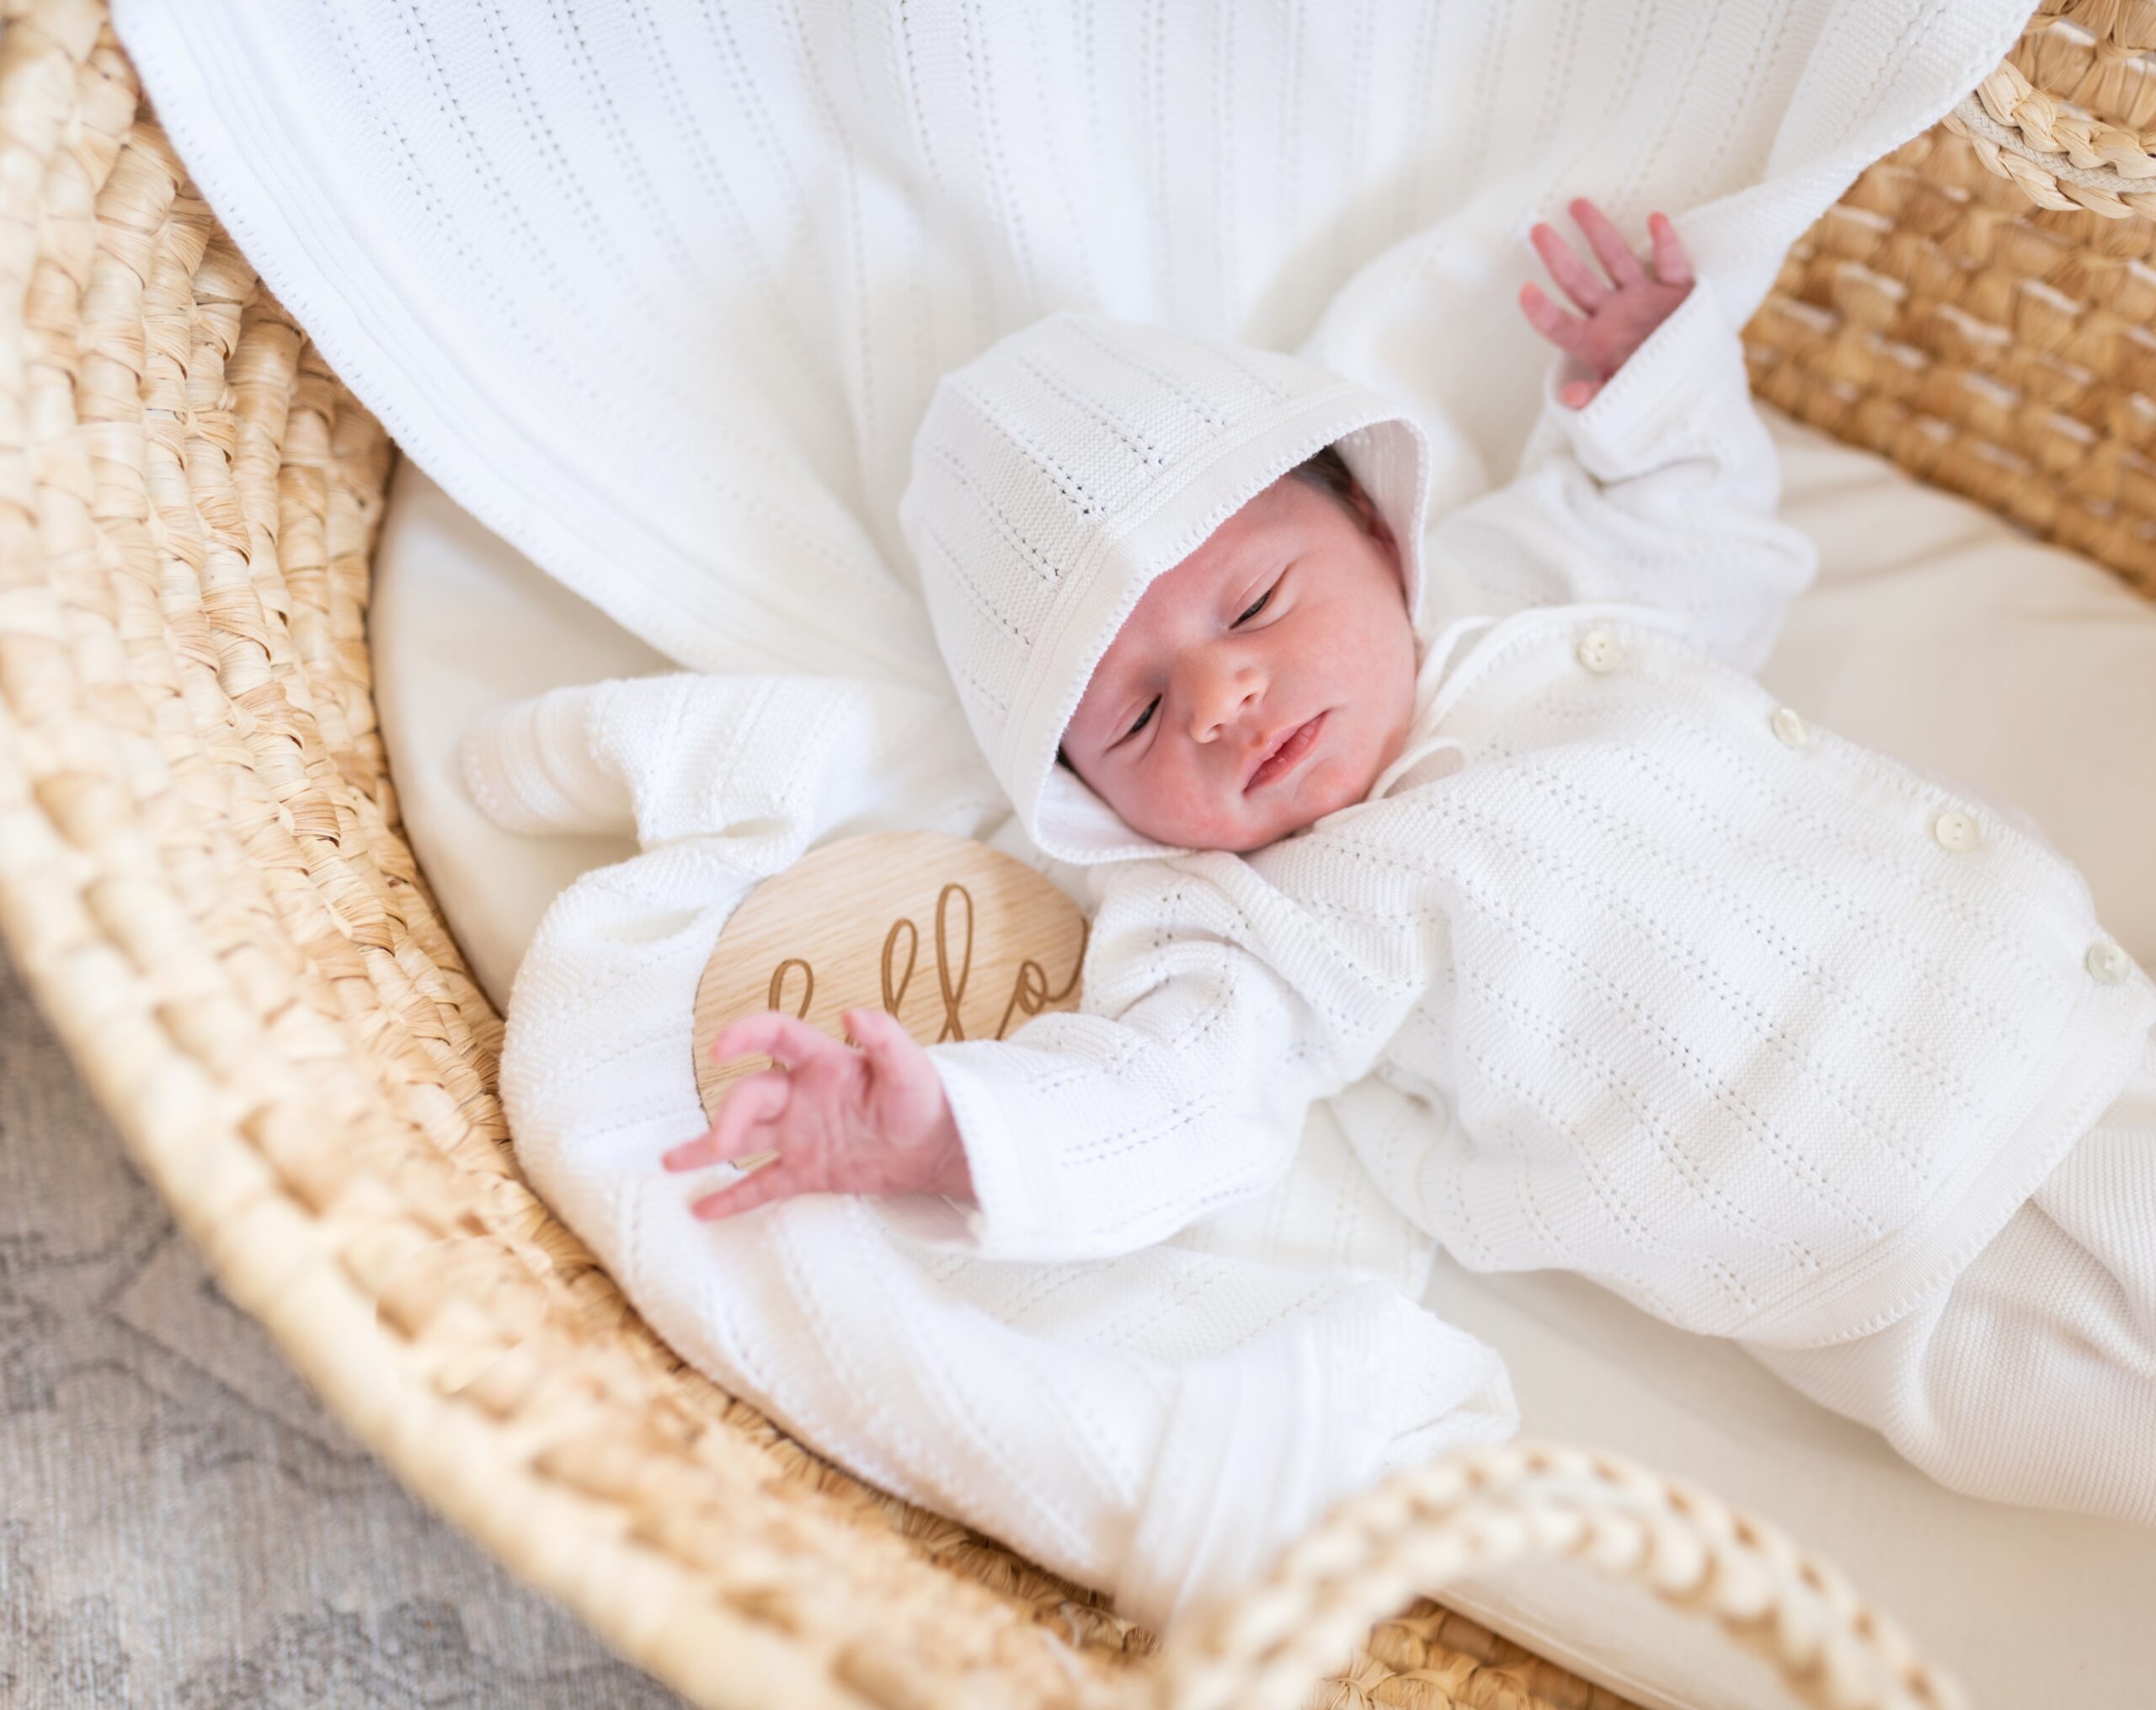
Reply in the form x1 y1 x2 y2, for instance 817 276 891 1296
1309 739 1375 824
1118 766 1204 846
1112 760 1173 822
1180 774 1246 849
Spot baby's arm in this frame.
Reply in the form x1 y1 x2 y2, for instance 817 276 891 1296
669 852 1406 1263
461 671 996 849
1426 200 1817 676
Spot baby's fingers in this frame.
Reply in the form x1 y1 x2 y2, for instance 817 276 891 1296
1647 211 1693 289
711 1010 836 1071
689 1157 804 1221
661 1068 789 1170
1518 281 1591 358
843 1007 928 1082
1529 220 1609 313
1570 197 1646 287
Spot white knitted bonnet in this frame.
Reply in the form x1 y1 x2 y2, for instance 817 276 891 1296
899 312 1433 867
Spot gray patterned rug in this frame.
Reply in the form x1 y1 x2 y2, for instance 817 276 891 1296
0 948 688 1709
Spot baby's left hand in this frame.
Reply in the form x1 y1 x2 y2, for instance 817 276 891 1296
1519 198 1694 409
660 1007 973 1220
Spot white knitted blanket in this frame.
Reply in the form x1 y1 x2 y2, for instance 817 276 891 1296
112 0 2036 1634
114 0 2026 691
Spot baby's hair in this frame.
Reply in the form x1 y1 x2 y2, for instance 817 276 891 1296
1054 443 1367 773
1284 441 1360 514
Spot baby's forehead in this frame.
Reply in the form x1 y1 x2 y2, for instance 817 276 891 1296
1151 480 1303 596
1114 478 1327 636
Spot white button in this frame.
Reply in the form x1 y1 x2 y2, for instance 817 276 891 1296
1931 810 1979 852
1577 630 1620 674
2086 940 2132 986
1769 707 1810 749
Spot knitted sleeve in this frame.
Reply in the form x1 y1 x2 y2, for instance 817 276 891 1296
920 851 1414 1264
457 672 993 850
1422 274 1818 675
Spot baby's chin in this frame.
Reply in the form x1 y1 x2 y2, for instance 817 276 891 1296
1247 767 1367 846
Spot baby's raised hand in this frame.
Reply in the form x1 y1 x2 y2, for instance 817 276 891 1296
659 1008 974 1220
1519 198 1694 409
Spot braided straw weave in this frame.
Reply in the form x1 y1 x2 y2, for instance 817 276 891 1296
1945 0 2156 218
0 3 2143 1707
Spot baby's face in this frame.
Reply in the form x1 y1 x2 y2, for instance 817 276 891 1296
1062 472 1419 853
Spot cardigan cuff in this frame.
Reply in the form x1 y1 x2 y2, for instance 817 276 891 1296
915 1050 1066 1261
459 685 634 836
1543 273 1747 482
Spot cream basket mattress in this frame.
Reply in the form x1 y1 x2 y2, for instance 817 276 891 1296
372 405 2156 1710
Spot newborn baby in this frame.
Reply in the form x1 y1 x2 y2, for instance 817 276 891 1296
663 200 2156 1526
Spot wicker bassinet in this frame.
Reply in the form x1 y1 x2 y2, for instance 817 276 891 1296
4 3 2151 1707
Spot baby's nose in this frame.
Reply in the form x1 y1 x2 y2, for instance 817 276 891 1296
1190 665 1262 743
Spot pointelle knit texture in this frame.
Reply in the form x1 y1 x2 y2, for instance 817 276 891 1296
884 284 2156 1523
902 284 2156 1362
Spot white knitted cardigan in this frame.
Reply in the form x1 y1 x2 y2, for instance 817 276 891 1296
900 278 2156 1353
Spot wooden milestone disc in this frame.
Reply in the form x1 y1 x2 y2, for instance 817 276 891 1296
691 830 1090 1122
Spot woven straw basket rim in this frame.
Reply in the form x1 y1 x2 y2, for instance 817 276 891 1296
5 1 2148 1706
1948 0 2156 218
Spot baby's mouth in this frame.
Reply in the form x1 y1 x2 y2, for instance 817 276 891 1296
1246 712 1326 793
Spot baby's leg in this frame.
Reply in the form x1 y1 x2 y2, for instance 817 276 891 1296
1742 1029 2156 1524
